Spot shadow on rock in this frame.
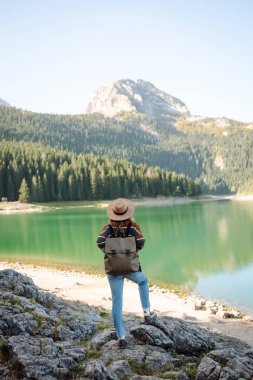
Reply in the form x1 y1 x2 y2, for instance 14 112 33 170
1 269 253 379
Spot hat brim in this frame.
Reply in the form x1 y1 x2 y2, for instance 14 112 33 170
106 198 135 221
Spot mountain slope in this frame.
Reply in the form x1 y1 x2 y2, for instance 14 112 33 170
86 79 189 117
0 106 252 194
0 79 252 194
0 98 10 107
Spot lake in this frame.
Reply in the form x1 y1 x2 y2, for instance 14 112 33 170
1 199 253 313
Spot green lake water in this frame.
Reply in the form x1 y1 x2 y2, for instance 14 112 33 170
1 200 253 313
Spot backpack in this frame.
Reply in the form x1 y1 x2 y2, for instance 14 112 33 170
104 223 140 275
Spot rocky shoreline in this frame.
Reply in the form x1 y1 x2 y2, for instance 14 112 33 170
1 269 253 379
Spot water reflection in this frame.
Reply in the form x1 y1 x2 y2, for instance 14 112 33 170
0 200 253 308
194 263 253 311
136 201 253 296
217 217 228 242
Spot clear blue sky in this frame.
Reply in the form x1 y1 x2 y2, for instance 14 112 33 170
1 0 253 121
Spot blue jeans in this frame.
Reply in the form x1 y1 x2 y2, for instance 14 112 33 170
107 271 151 339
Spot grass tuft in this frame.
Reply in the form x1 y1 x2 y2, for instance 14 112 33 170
0 339 10 363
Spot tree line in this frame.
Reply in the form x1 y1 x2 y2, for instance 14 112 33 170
0 141 201 202
0 106 252 194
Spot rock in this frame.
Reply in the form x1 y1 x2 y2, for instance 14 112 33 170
208 348 238 366
139 316 215 355
100 338 148 363
55 341 86 361
226 357 253 379
162 372 190 380
86 79 189 118
218 366 241 379
131 376 161 380
144 351 180 371
37 291 55 307
216 306 242 319
195 299 207 311
91 329 117 349
14 312 38 334
245 348 253 358
0 270 97 378
176 372 190 380
222 311 241 319
130 324 174 349
0 269 38 299
1 269 253 380
84 360 117 379
7 334 77 379
209 306 219 315
196 356 221 379
197 348 253 380
108 359 134 378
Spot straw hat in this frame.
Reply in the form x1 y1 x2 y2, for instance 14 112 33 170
107 198 135 221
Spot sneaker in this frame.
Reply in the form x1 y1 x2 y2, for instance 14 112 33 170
144 312 157 324
118 339 127 349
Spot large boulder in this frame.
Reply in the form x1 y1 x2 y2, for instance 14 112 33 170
131 316 215 355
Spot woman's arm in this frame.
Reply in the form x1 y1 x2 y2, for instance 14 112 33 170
131 222 145 250
96 224 109 250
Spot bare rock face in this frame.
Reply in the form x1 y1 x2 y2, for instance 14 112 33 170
86 79 189 118
1 269 253 380
0 98 10 107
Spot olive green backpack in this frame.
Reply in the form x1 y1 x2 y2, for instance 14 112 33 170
104 223 140 275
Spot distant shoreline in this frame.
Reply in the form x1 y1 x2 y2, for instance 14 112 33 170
1 194 252 215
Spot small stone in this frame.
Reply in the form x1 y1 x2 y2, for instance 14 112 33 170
208 306 219 314
222 311 239 319
194 299 206 311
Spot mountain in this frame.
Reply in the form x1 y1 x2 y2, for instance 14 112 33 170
86 79 189 118
0 97 10 107
0 80 252 195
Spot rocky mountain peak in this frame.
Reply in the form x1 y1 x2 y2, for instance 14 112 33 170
0 97 10 107
86 79 190 117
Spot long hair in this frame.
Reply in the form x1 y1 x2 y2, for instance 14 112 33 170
110 218 133 228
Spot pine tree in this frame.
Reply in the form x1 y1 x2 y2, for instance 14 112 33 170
31 176 38 202
18 178 31 203
6 175 15 201
0 140 202 201
0 168 4 199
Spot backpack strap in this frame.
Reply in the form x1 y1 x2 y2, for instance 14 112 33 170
108 222 132 237
108 224 115 237
125 222 132 237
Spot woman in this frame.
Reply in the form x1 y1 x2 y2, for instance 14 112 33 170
96 198 156 349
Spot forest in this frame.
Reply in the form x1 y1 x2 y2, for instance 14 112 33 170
0 106 252 196
0 141 201 202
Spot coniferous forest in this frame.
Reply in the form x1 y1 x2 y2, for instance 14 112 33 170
0 106 252 201
0 141 201 202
